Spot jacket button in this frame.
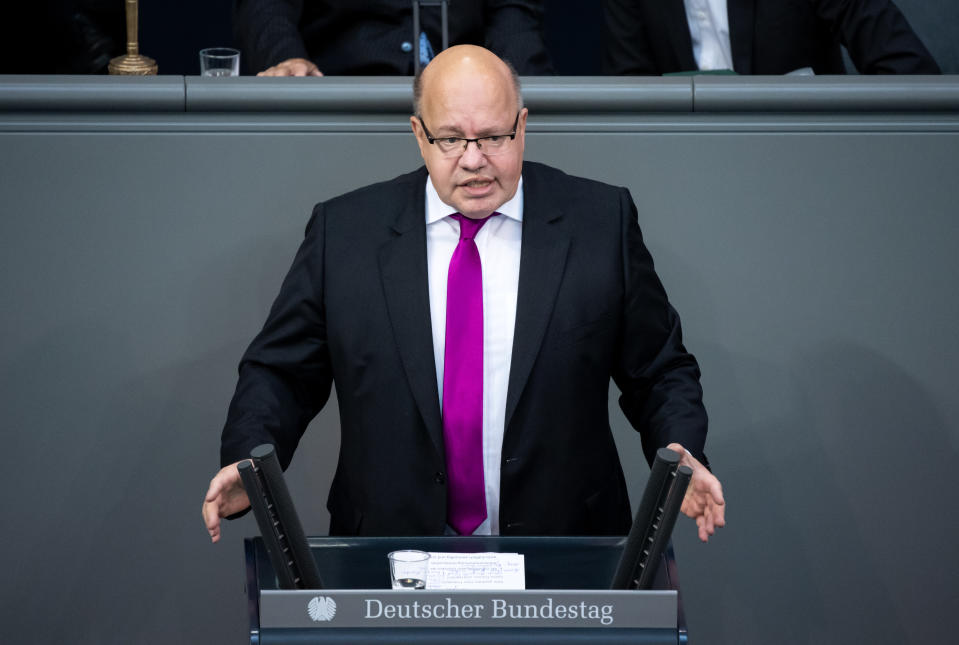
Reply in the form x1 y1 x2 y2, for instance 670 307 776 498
401 41 413 53
434 471 446 484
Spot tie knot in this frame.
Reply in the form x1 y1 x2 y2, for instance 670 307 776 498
451 212 499 240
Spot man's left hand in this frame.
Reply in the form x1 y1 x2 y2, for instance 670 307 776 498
667 443 726 542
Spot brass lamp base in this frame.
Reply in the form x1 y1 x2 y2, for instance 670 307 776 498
108 54 158 75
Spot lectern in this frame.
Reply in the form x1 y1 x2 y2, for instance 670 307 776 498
241 445 690 643
244 536 687 644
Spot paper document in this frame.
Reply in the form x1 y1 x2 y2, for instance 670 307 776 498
426 552 526 590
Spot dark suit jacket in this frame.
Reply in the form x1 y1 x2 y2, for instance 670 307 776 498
603 0 940 75
221 161 708 536
234 0 555 75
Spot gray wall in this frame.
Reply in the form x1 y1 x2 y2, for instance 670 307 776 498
1 76 958 644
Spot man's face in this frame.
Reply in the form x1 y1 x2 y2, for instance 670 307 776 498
411 72 527 220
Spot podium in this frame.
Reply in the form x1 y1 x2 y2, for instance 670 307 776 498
244 535 688 644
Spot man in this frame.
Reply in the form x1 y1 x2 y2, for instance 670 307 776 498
234 0 554 76
603 0 941 75
202 45 725 544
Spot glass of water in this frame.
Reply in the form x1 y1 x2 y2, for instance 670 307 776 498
199 48 240 77
388 550 430 589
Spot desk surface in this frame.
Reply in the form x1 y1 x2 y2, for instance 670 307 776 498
2 75 958 114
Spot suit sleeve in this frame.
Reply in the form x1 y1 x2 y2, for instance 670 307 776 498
233 0 311 73
220 203 333 469
602 0 660 75
611 188 709 466
483 0 555 75
815 0 940 74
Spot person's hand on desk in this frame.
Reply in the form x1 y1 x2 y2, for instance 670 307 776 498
201 461 252 543
667 442 726 543
258 58 323 76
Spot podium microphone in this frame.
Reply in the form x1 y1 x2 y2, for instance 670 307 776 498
610 447 692 590
238 444 324 590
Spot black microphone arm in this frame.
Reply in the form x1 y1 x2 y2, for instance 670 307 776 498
610 447 693 590
237 444 324 590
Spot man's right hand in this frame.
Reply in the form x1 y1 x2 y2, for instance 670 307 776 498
257 58 323 77
202 461 252 543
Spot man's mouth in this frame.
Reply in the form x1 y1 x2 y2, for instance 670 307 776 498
459 178 495 194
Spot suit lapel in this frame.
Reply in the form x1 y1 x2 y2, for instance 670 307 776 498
504 164 570 432
378 165 573 449
378 173 445 456
727 0 756 74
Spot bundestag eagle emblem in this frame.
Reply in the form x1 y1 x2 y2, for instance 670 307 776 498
307 596 337 622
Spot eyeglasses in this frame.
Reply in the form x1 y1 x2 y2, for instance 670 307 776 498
417 112 520 157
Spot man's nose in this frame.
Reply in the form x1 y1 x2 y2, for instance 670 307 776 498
458 140 488 170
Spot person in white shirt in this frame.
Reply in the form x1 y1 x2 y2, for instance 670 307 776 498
603 0 940 75
203 45 726 544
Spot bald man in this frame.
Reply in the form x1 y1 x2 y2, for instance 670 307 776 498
203 46 725 544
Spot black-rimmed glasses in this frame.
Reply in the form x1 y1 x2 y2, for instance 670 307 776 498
417 112 520 157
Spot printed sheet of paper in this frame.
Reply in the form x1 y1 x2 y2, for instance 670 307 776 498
426 552 526 590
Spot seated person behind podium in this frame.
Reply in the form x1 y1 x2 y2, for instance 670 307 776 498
234 0 555 76
202 45 725 543
602 0 941 75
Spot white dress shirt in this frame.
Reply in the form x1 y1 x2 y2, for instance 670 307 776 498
425 176 523 535
684 0 734 71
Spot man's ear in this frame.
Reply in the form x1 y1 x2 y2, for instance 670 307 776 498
516 107 529 140
410 115 423 137
410 116 431 161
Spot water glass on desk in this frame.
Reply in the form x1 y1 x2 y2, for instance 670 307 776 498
199 48 240 76
388 550 430 589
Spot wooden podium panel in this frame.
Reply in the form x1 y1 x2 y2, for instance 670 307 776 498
244 536 687 644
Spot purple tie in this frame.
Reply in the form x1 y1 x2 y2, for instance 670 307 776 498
443 212 497 535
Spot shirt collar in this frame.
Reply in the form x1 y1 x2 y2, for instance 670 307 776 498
425 175 524 225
